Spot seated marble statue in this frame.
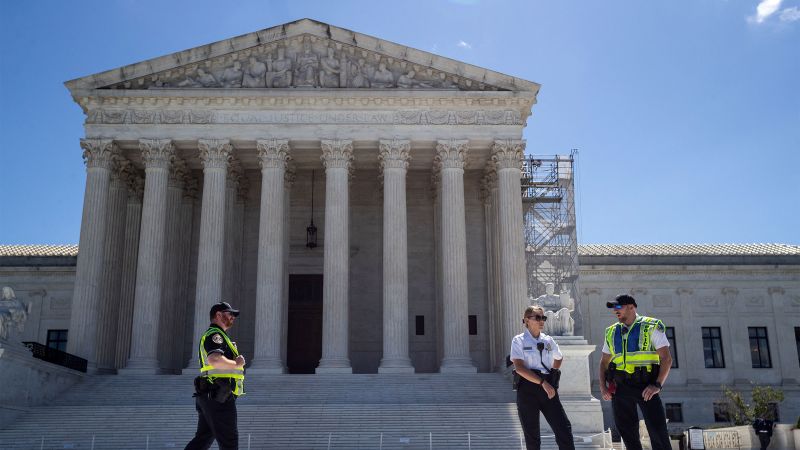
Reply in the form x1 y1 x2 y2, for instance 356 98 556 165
0 287 29 342
349 58 370 88
265 48 292 88
371 63 395 88
195 68 219 88
220 61 243 88
397 70 432 89
295 41 319 87
243 56 267 88
319 47 341 88
532 283 575 336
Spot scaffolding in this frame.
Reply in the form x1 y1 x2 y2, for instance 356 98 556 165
522 150 579 303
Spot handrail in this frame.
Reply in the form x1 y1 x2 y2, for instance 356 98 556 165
22 341 88 373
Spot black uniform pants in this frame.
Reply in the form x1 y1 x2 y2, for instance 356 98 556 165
757 433 771 450
185 394 238 450
611 383 670 450
516 378 575 450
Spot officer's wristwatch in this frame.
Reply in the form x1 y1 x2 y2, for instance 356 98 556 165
651 381 662 390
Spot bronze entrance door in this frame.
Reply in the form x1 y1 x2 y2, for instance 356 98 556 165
286 274 323 374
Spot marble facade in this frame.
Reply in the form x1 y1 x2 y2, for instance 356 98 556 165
61 19 539 375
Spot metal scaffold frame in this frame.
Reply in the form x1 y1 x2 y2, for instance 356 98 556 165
522 150 579 306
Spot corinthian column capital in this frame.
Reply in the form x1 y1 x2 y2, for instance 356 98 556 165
321 139 354 171
139 139 175 169
378 139 411 172
284 164 297 189
197 139 232 170
168 158 188 188
256 139 291 170
434 139 468 170
80 138 118 169
491 139 525 170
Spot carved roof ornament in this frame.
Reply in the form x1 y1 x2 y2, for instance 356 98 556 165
64 19 539 95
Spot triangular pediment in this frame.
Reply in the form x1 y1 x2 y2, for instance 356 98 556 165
65 19 539 94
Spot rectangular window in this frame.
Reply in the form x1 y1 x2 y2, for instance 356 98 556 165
749 327 772 368
795 327 800 367
415 316 424 336
713 402 731 423
46 329 68 352
702 327 725 368
665 403 683 423
468 315 478 336
665 327 678 368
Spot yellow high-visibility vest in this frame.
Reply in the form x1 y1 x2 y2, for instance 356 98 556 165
604 316 664 374
198 327 245 396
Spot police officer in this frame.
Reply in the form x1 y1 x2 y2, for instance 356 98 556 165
185 301 246 450
598 294 672 450
752 417 775 450
510 305 575 450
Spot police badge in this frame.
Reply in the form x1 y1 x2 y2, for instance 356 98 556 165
212 333 224 345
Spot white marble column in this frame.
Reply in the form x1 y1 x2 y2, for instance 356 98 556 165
222 158 242 303
123 139 174 373
67 139 117 368
280 165 295 366
250 139 291 373
482 163 506 372
492 139 529 360
175 176 198 369
317 139 353 373
378 139 414 373
185 139 231 371
158 158 187 372
435 139 477 373
115 173 143 369
95 156 130 373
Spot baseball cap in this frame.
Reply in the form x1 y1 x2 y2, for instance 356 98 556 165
210 301 240 317
606 294 637 308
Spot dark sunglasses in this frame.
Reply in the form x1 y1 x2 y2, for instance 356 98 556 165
526 315 547 322
612 304 624 310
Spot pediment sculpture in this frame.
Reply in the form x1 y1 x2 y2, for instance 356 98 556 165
0 287 30 342
531 283 575 336
104 35 502 92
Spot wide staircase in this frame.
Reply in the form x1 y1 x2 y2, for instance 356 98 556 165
0 373 611 449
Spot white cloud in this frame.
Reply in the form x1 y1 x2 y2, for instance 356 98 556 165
780 6 800 21
751 0 783 23
457 40 472 50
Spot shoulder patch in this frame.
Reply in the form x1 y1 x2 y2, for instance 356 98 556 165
211 333 224 345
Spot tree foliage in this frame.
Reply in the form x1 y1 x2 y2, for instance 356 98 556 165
721 384 785 426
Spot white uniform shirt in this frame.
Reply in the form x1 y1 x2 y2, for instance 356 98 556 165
601 314 669 354
510 329 562 374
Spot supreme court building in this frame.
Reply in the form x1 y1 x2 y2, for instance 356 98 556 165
62 18 537 375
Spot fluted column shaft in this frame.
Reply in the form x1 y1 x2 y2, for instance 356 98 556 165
250 139 290 373
482 164 505 372
95 160 129 373
378 140 414 373
67 139 116 368
436 140 476 373
124 139 174 373
186 139 231 371
158 159 187 371
280 166 295 366
115 175 143 369
317 139 353 373
493 140 529 359
175 177 198 369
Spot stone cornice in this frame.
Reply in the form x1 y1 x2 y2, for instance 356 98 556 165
256 139 291 170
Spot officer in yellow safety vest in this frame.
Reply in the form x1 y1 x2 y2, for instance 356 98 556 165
598 294 672 450
185 301 245 450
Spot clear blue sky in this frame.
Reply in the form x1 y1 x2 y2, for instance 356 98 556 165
1 0 798 245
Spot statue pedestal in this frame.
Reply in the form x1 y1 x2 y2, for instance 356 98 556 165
552 336 604 433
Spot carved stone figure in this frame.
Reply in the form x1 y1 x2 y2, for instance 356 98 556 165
243 56 267 88
371 62 394 88
265 47 292 88
397 70 432 89
220 61 243 88
0 287 30 342
435 72 457 89
531 283 575 336
196 68 219 88
319 47 341 88
349 58 370 88
295 41 319 87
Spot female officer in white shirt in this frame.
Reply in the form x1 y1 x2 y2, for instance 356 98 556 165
510 305 575 450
